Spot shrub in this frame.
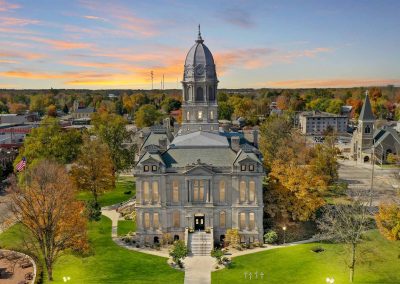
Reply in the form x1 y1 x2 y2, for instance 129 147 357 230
225 229 240 247
211 248 224 264
124 190 132 195
264 230 278 244
85 200 101 221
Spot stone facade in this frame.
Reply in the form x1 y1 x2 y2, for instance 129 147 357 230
134 30 264 246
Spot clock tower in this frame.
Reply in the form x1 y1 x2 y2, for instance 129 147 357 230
181 26 219 134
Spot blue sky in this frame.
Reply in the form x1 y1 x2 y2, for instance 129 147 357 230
0 0 399 89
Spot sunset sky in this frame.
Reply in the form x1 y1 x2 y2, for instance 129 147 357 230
0 0 399 89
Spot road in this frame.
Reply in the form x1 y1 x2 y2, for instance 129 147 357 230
338 160 400 205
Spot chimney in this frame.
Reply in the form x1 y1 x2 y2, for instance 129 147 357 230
231 136 240 152
159 138 167 151
253 130 258 148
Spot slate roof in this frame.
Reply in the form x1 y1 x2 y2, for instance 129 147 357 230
359 94 375 121
162 147 237 168
373 127 400 147
141 133 171 150
170 131 229 148
75 107 95 113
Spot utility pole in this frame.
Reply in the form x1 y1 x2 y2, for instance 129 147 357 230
150 71 154 90
369 139 375 207
162 74 165 90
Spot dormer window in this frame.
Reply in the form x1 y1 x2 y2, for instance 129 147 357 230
152 165 158 172
241 165 246 171
249 164 255 171
365 125 371 134
144 165 149 172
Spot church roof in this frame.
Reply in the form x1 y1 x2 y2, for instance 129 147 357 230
169 131 229 148
373 127 400 147
359 93 375 121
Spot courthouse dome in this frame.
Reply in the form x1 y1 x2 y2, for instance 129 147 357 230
183 26 217 81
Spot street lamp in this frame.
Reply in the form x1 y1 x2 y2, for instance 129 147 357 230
282 226 287 245
326 277 335 283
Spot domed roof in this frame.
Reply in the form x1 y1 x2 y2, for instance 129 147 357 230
183 26 217 81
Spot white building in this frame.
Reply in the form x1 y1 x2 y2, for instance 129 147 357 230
299 110 348 135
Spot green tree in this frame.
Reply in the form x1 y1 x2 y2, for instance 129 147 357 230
218 101 234 120
169 240 189 268
134 104 162 128
16 118 82 166
326 99 344 114
70 136 115 205
91 112 135 172
29 94 45 115
259 115 292 168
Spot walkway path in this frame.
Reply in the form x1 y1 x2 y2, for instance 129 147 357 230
183 255 214 284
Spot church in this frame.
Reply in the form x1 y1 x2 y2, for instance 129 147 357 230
134 29 265 252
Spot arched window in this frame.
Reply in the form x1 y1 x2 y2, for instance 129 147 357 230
186 111 190 121
249 212 255 230
219 180 226 202
220 211 226 228
239 212 246 230
209 86 215 101
196 87 204 101
365 125 371 134
143 181 150 203
144 212 150 229
249 181 255 202
210 111 214 120
153 213 159 228
172 180 179 203
239 181 246 202
184 86 189 101
152 181 159 203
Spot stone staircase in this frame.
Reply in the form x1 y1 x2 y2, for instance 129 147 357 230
188 232 213 256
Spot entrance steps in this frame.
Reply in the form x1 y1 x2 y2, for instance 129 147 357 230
188 231 213 256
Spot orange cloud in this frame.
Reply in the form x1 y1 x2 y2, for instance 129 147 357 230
0 70 64 79
22 36 93 50
215 48 275 72
0 83 16 88
0 0 20 12
264 78 400 88
0 16 40 26
0 59 18 64
0 50 45 60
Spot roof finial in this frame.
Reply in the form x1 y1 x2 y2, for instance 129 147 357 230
196 24 204 43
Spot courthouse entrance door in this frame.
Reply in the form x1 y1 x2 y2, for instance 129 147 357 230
194 215 205 231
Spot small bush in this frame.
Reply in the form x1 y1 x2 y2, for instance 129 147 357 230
85 200 101 221
311 246 325 253
264 230 278 244
124 190 132 195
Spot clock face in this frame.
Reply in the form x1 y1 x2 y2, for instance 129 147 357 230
195 64 204 75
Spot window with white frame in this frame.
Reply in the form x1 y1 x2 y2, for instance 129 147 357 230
249 212 255 230
239 212 246 230
193 180 204 202
219 180 226 202
239 181 246 202
143 181 150 203
152 181 159 203
249 181 255 202
144 212 150 229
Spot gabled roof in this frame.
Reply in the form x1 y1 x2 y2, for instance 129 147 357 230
233 149 262 166
373 127 400 147
137 152 165 165
359 94 374 121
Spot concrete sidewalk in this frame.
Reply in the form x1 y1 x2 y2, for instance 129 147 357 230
183 255 215 284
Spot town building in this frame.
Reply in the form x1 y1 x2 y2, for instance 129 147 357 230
299 110 348 135
71 100 95 119
134 29 265 252
351 93 400 163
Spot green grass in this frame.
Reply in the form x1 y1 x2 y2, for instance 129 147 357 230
76 176 135 207
0 217 183 284
212 231 400 284
118 220 136 236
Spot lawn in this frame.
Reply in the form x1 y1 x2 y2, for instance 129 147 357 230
212 231 400 284
0 217 183 284
76 175 135 207
118 219 136 236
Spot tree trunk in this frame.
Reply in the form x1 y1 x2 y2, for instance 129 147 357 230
349 242 356 282
46 260 53 281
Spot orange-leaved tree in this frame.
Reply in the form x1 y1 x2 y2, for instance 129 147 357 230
375 203 400 241
8 160 88 281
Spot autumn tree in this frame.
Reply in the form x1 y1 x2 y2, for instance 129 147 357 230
15 117 82 166
71 136 115 206
259 115 292 168
47 104 57 117
375 203 400 241
316 192 370 283
8 160 88 281
91 112 135 172
134 104 162 128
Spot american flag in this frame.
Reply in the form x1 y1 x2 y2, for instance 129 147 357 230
15 157 26 172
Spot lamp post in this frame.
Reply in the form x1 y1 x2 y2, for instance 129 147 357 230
282 226 287 245
326 277 335 283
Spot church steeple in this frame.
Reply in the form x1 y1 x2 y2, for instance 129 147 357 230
359 91 375 121
180 27 219 134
